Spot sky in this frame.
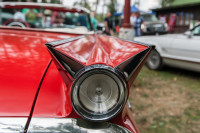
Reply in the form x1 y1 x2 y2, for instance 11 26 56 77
63 0 161 13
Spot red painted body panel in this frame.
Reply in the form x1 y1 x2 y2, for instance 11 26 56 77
55 35 147 67
0 28 77 116
32 34 147 117
110 104 140 133
32 62 73 117
0 27 149 133
32 34 149 133
32 62 139 133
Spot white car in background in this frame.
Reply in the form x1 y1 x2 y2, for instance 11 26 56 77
135 24 200 72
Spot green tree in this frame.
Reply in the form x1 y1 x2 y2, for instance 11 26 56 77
161 0 175 7
107 0 117 17
73 0 91 11
95 0 99 13
96 13 104 22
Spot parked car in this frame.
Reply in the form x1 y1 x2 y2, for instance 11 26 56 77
0 2 154 133
135 24 200 72
141 13 168 35
0 2 92 32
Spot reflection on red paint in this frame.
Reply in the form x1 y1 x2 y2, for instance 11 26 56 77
33 62 73 117
55 35 147 67
0 28 148 133
0 28 77 116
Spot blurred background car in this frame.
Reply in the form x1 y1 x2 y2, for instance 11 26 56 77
135 24 200 72
0 2 92 34
141 13 168 35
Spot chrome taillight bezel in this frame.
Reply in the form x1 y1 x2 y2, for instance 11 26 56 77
71 65 127 121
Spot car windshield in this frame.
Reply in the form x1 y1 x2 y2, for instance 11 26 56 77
142 14 158 22
0 6 91 32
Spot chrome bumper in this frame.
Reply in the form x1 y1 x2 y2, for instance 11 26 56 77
28 118 132 133
0 117 27 133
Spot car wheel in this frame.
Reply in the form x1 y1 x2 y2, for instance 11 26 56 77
146 50 163 70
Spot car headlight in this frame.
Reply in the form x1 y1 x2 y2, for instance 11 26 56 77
71 65 127 121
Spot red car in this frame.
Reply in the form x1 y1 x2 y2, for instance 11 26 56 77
0 2 154 133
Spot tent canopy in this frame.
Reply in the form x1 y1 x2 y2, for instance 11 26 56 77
114 5 139 16
114 5 155 16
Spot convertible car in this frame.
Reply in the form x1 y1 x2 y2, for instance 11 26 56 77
0 2 154 133
135 24 200 72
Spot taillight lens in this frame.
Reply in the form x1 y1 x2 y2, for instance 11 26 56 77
71 66 126 121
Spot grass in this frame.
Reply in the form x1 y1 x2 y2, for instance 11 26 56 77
130 66 200 133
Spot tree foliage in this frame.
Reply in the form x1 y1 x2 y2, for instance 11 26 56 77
107 0 117 17
161 0 175 7
73 0 91 11
95 0 99 13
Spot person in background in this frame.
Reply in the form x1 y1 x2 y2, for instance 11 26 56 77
51 11 64 27
13 9 25 21
133 11 143 36
64 13 73 25
22 0 43 27
90 12 97 31
104 12 113 35
22 8 38 27
42 9 52 28
77 13 88 27
130 12 136 27
130 12 136 35
115 19 120 33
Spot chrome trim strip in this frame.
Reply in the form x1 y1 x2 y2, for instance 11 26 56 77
28 118 131 133
0 117 27 133
162 55 200 64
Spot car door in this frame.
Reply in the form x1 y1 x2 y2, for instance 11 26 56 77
169 25 200 62
167 25 200 71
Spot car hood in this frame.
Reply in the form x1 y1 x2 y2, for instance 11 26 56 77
0 28 77 116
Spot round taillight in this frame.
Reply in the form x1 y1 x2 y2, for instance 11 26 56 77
71 66 127 121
